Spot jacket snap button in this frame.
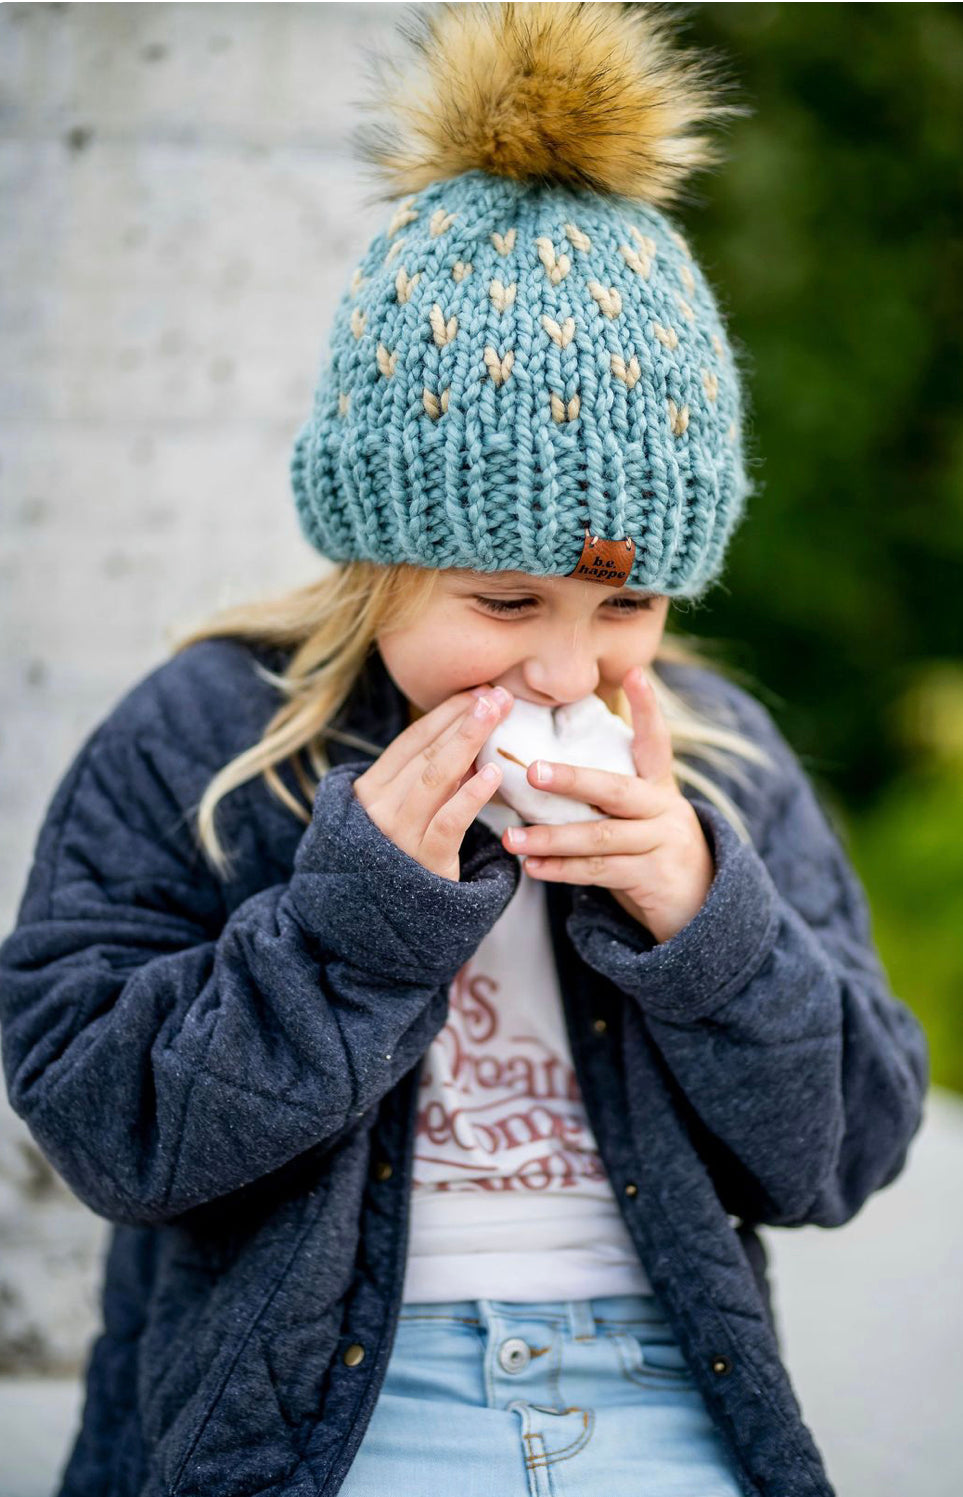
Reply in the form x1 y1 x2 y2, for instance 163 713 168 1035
498 1337 531 1373
593 1017 608 1034
624 1181 638 1197
711 1355 733 1375
372 1160 393 1181
343 1343 365 1367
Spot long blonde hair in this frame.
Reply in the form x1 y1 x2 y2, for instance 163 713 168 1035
169 561 776 879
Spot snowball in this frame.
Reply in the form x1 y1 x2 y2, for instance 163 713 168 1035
476 694 635 824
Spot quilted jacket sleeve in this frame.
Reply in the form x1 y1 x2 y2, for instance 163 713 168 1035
566 680 930 1230
0 721 518 1228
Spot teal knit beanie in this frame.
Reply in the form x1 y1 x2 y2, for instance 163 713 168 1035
290 2 750 600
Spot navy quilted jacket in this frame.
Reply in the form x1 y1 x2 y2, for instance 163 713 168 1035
0 637 929 1497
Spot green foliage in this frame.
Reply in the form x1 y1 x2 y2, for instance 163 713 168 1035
848 764 963 1094
659 4 963 1088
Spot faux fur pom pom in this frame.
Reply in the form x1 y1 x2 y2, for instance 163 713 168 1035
351 1 742 207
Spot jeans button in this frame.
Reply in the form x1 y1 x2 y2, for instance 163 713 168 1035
498 1336 531 1373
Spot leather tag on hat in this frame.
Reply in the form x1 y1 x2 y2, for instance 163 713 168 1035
568 528 636 588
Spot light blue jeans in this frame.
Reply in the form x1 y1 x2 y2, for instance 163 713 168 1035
338 1293 746 1496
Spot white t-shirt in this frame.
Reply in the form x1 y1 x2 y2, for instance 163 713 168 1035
401 797 652 1303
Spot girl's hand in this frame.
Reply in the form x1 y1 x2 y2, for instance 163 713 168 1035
501 668 715 944
352 685 513 882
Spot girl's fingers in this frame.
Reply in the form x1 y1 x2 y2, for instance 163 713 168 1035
359 688 488 789
391 692 508 818
624 667 675 785
429 692 504 757
424 761 504 848
352 685 512 879
525 758 666 819
522 852 646 886
502 818 658 860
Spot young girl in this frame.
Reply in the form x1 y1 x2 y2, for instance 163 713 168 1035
0 6 929 1496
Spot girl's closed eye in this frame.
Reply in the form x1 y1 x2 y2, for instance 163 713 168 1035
475 594 655 616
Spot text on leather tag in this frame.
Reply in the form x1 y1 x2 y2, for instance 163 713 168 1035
568 528 637 588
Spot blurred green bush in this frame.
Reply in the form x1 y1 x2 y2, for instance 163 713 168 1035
659 4 963 1090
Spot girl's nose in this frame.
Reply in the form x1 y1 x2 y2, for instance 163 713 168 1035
522 652 600 706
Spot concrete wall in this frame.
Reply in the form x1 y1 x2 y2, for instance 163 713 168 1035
1 7 958 1496
0 0 394 1435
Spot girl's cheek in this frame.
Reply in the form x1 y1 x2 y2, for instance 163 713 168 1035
448 632 509 689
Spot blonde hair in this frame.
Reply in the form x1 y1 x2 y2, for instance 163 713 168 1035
169 562 776 880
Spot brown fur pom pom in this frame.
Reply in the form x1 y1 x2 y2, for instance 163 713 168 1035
351 2 742 207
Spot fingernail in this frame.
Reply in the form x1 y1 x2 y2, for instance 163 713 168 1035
534 760 553 784
473 696 494 718
492 686 512 706
505 826 526 845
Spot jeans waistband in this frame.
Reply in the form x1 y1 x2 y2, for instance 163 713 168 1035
399 1292 670 1340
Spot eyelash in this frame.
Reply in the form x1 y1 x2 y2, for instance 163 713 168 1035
475 595 654 616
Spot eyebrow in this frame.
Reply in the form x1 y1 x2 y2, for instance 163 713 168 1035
463 571 529 585
457 574 659 603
